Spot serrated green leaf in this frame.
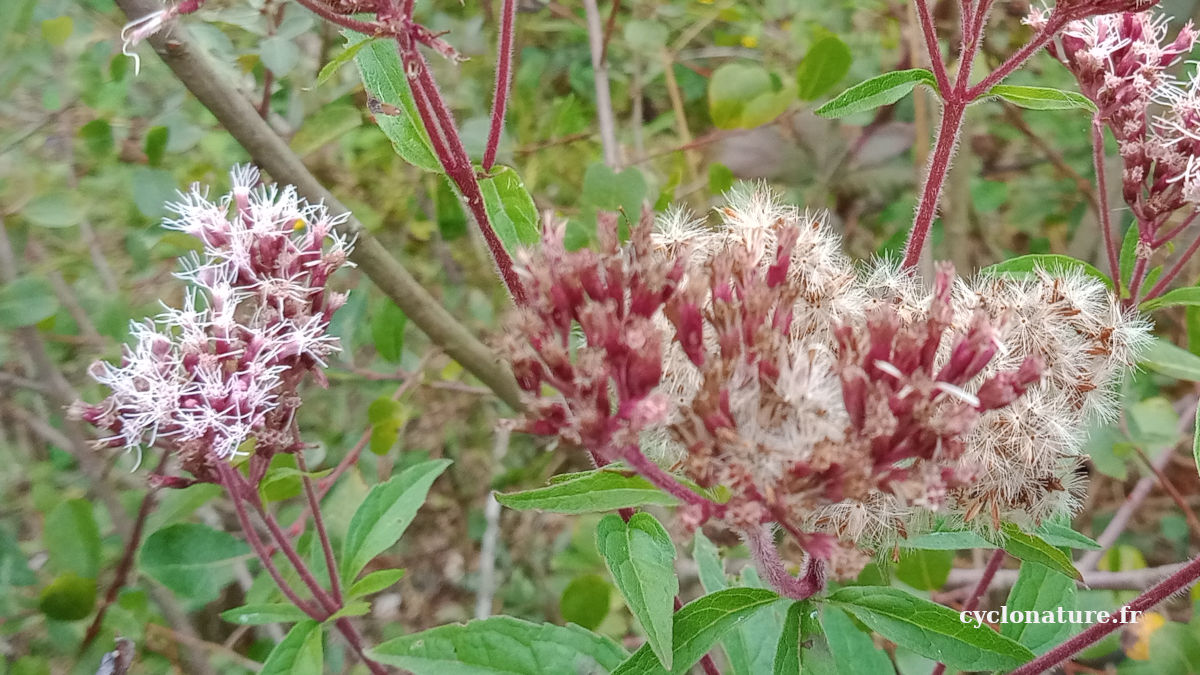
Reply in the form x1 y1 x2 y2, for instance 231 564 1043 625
348 568 406 598
496 470 680 513
987 85 1097 112
772 601 805 675
820 605 896 675
979 254 1112 289
44 499 101 579
317 36 377 86
260 620 323 675
1141 337 1200 381
895 548 954 590
597 513 677 669
1142 286 1200 311
369 616 629 673
560 573 612 631
827 586 1034 671
796 36 852 101
353 34 441 172
1001 562 1077 654
220 603 310 626
479 165 540 253
612 588 779 675
139 523 249 603
815 69 937 119
994 523 1081 581
341 458 451 582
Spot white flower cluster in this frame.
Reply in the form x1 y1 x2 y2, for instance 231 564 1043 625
80 166 354 469
648 186 1149 547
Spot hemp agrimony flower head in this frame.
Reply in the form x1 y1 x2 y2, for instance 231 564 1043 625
1035 8 1199 226
73 166 354 485
504 186 1149 562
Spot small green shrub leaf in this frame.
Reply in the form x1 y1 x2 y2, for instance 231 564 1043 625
260 620 323 675
496 469 680 513
979 254 1112 289
220 603 310 626
815 69 937 119
986 85 1097 112
827 586 1034 671
993 523 1081 581
796 36 852 101
139 523 249 602
1141 337 1200 381
597 513 678 669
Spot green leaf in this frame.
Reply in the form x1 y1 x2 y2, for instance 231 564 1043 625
624 20 668 51
21 193 84 228
994 523 1081 581
130 167 178 219
597 513 678 669
692 531 727 593
139 523 250 602
371 301 407 362
723 567 787 675
1142 286 1200 312
1141 337 1200 381
38 573 96 621
0 276 58 329
353 34 441 172
44 499 101 579
1001 562 1077 654
369 616 629 673
979 254 1112 289
773 601 805 675
1034 522 1101 551
708 163 735 195
986 85 1097 112
220 603 310 626
795 36 853 101
144 126 169 167
367 396 408 456
436 177 469 240
895 548 954 590
612 588 780 675
1194 400 1200 480
318 36 377 85
560 573 612 631
0 528 35 587
582 163 648 223
260 34 302 76
1127 396 1181 449
40 16 72 46
1119 223 1139 290
260 620 323 675
820 605 896 675
79 119 114 156
291 102 363 156
341 458 451 581
902 530 994 550
479 165 541 253
325 600 371 622
827 586 1035 671
348 568 406 598
815 69 937 119
709 63 796 129
496 469 680 513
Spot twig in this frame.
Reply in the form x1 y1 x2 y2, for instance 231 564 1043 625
112 0 524 410
297 450 344 604
1092 119 1121 282
476 425 510 619
482 0 517 171
1133 445 1200 542
581 0 620 168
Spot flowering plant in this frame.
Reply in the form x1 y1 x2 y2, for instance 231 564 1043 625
5 0 1200 673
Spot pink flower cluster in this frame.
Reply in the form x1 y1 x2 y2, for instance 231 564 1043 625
75 166 353 484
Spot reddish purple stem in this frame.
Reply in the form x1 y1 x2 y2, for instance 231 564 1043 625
482 0 517 171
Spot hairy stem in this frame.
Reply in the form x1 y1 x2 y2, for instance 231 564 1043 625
1093 119 1122 284
297 451 343 604
744 525 824 600
482 0 517 171
1010 554 1200 675
902 100 967 269
620 445 717 511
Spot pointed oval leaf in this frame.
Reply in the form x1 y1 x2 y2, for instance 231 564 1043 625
1142 286 1200 312
353 35 441 172
260 620 323 675
1141 337 1200 381
479 165 540 253
1034 522 1100 551
827 586 1034 671
815 69 937 119
348 568 406 598
993 523 1081 581
772 601 806 675
978 254 1112 289
369 616 628 673
597 513 678 669
612 587 779 675
796 36 852 101
986 85 1097 112
139 523 249 602
496 470 679 513
1001 562 1077 654
220 603 310 626
341 458 452 582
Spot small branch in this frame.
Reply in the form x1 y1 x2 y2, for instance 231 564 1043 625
1093 119 1122 283
913 0 952 94
482 0 517 171
620 445 716 511
947 561 1189 592
744 525 824 600
1009 555 1200 675
965 14 1065 98
1152 210 1197 249
476 425 510 619
902 100 967 269
1133 445 1200 542
582 0 620 168
1143 220 1200 301
297 450 343 605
